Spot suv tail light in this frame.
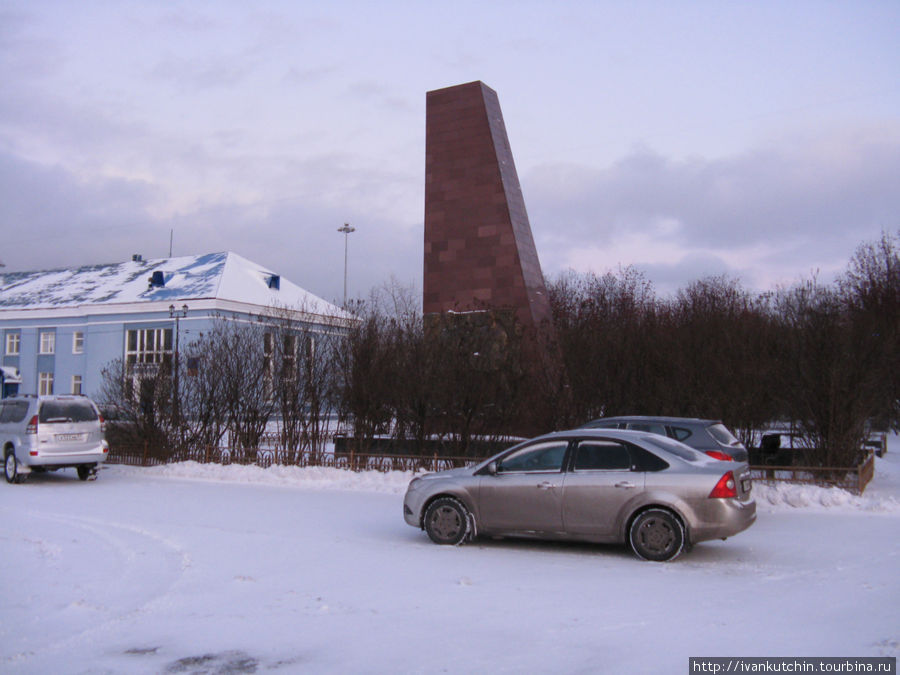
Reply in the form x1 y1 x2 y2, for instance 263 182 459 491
705 450 732 461
99 414 106 433
709 471 737 498
26 415 38 434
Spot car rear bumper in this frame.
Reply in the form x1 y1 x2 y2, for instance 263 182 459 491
688 497 757 544
20 440 109 468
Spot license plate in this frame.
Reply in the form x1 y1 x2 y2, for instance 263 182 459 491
56 433 85 442
742 479 752 493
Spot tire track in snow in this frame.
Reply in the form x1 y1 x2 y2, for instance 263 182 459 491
0 509 190 667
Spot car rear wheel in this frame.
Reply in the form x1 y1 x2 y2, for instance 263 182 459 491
629 508 685 562
423 497 471 545
77 465 96 481
4 450 23 484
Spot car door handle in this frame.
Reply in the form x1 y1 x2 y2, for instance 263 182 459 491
537 481 555 490
615 481 637 489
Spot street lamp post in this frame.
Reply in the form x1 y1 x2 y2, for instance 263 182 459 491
169 304 188 428
337 222 355 307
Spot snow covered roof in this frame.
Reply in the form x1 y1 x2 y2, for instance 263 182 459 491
0 251 350 320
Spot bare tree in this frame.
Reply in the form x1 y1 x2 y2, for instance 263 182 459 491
840 230 900 431
97 357 179 458
773 277 881 466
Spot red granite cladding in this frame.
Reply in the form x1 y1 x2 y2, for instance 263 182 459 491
423 81 552 329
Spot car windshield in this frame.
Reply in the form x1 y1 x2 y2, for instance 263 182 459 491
707 423 742 447
39 400 98 424
641 435 708 462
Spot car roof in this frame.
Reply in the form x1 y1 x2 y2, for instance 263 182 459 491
538 428 675 443
585 416 721 426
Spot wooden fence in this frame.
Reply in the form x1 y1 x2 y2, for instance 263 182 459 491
748 451 876 495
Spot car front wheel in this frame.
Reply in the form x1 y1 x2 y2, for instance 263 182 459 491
423 497 471 545
629 508 685 562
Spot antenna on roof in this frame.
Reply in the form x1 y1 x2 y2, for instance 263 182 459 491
169 229 174 258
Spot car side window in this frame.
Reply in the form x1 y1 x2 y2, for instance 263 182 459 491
625 422 667 436
627 444 670 471
671 427 692 442
573 440 632 471
0 401 28 424
498 442 568 473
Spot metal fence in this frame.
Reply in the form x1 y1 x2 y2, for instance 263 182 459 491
106 442 485 473
108 442 878 494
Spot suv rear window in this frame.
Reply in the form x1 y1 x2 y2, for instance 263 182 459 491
707 423 741 447
38 400 98 424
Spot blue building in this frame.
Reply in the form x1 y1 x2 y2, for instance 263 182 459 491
0 252 351 399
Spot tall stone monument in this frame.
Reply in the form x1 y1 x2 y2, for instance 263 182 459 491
423 80 551 331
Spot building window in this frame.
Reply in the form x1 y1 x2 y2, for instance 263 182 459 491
39 372 54 395
125 328 173 365
5 333 20 355
263 332 274 398
282 334 297 380
39 331 55 354
73 332 85 354
72 375 83 395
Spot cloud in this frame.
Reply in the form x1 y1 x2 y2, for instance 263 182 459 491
0 150 421 305
525 125 900 292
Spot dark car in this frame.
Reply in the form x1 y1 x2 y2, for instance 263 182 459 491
581 416 748 462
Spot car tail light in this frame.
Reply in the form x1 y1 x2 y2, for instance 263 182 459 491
709 471 738 498
26 415 38 434
705 450 732 461
99 414 107 432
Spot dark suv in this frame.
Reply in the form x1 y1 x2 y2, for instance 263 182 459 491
581 416 748 462
1 395 109 483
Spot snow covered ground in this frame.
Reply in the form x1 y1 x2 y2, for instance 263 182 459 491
2 438 898 674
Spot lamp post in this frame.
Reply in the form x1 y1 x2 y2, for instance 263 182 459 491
337 222 355 307
169 304 188 427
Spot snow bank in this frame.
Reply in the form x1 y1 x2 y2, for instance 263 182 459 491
753 482 900 513
107 434 900 512
109 461 415 494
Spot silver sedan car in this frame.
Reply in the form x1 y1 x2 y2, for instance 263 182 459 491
403 429 756 561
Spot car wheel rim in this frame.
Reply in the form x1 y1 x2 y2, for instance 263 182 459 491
639 517 674 554
5 454 15 479
430 506 462 539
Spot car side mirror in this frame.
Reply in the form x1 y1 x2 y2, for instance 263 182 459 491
487 461 498 476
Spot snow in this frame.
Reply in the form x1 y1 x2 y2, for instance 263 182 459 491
0 251 349 319
2 438 898 673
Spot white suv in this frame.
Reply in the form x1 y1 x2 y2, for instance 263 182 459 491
1 395 109 483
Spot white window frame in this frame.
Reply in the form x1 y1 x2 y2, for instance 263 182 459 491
39 372 54 396
5 333 20 355
125 328 173 365
72 331 85 354
39 331 55 355
71 375 83 395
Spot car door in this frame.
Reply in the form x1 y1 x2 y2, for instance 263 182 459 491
562 439 645 537
477 440 569 533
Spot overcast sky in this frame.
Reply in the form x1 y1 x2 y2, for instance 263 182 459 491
1 1 898 305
